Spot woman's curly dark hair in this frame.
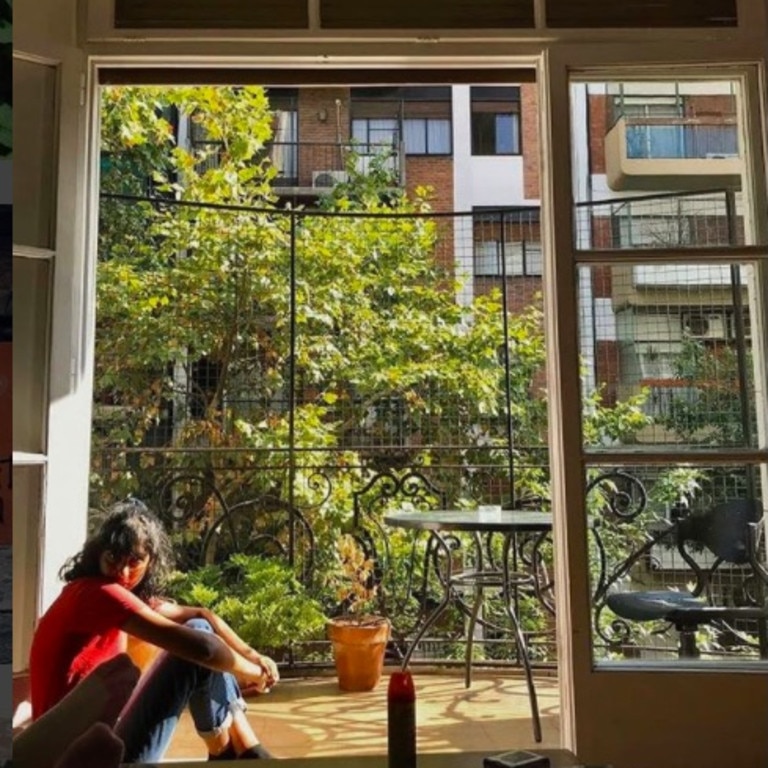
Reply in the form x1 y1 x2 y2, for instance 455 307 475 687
59 498 174 601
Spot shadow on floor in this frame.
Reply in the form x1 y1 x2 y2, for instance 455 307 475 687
165 670 561 761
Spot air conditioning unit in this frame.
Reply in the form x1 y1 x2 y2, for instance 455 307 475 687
680 312 727 340
312 170 348 188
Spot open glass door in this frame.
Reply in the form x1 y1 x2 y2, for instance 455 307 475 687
544 56 768 768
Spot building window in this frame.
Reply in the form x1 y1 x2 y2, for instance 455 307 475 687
262 89 300 183
471 86 521 156
351 118 399 150
350 86 453 156
351 117 451 155
402 118 451 155
474 240 543 277
473 207 541 276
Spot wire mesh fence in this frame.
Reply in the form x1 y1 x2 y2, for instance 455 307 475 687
93 191 765 667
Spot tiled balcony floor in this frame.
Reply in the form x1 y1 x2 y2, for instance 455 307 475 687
164 668 561 762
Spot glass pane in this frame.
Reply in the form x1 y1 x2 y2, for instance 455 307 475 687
578 262 762 450
471 112 496 154
586 464 767 665
495 114 518 153
426 119 451 153
570 78 765 249
271 110 297 178
368 118 398 147
13 256 51 454
351 118 367 142
403 119 426 154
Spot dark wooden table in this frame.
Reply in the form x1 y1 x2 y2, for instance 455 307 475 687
130 748 582 767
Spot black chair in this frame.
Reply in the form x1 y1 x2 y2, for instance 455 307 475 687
606 498 768 658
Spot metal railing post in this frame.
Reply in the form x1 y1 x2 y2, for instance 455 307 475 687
288 210 298 568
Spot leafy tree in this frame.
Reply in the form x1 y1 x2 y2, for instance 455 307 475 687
95 87 684 663
94 86 540 511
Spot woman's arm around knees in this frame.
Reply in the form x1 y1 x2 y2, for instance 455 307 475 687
154 600 280 685
122 605 272 691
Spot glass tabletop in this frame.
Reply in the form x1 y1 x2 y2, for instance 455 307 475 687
383 508 553 532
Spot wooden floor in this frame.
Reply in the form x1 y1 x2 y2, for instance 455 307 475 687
164 668 561 762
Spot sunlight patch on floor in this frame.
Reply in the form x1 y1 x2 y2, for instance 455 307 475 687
165 670 561 761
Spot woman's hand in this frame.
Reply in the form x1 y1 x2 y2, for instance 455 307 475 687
237 657 274 694
243 648 280 686
237 648 279 695
152 601 281 692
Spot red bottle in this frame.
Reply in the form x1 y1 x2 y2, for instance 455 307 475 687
387 669 416 768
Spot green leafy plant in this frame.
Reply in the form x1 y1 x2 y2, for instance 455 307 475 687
166 554 327 654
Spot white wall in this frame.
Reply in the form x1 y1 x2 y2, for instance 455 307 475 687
15 0 93 616
452 84 530 212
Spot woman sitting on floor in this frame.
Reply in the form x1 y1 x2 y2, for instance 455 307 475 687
29 498 279 763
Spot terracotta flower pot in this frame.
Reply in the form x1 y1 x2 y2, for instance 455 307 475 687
327 615 391 692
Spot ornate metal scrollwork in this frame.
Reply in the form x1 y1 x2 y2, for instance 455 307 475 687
586 469 648 524
150 468 317 584
586 469 660 649
349 468 451 644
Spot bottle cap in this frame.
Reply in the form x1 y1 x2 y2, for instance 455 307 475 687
387 669 415 703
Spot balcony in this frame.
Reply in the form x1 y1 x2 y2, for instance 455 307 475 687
604 116 742 191
267 141 405 196
189 136 405 197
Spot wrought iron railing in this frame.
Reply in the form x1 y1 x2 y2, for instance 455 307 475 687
190 136 405 189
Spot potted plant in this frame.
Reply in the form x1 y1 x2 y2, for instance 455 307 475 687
327 533 391 692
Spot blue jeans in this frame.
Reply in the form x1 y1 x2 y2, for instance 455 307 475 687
115 618 246 762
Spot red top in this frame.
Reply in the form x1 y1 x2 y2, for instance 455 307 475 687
29 577 148 719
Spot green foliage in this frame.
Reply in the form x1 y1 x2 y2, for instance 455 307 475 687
93 85 544 511
582 388 653 446
166 554 327 652
655 338 754 445
93 85 713 663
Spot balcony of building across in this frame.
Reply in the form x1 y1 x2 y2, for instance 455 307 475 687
207 140 406 198
604 117 742 191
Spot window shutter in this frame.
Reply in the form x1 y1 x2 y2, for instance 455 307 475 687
545 0 737 28
114 0 309 29
320 0 535 29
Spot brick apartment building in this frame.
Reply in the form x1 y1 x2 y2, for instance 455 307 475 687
242 82 745 422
